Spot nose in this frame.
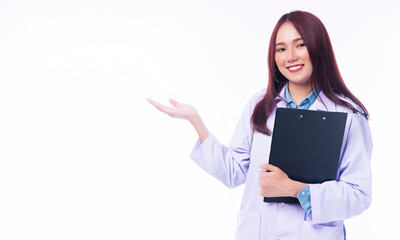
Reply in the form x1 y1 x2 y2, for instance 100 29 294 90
287 47 297 62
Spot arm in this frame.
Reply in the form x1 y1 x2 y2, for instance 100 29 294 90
308 114 373 223
147 95 260 188
258 114 372 223
190 97 256 188
259 163 307 198
258 164 313 217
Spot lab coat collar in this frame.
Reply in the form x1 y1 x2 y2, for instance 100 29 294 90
311 91 337 111
274 88 287 108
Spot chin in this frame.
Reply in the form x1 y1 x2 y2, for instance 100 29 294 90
287 79 312 86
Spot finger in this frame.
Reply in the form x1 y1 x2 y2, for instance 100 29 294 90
146 98 161 109
147 98 173 113
169 99 179 107
259 163 281 172
259 190 265 197
147 98 160 106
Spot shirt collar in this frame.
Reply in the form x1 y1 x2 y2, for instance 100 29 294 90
275 83 329 110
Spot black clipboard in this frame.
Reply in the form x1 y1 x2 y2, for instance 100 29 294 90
263 108 347 204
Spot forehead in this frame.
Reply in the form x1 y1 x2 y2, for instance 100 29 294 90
276 21 302 43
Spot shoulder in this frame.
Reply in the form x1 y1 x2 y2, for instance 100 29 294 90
247 89 266 109
336 94 370 121
335 94 364 113
318 91 369 128
237 89 266 118
329 94 371 136
320 91 365 115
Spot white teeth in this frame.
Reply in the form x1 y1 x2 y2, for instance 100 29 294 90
288 65 302 70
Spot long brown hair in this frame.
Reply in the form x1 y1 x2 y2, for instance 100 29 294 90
251 11 368 136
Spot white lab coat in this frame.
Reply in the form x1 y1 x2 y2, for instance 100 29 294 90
190 88 372 240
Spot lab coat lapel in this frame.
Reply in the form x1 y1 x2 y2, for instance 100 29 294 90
309 91 337 112
275 88 287 109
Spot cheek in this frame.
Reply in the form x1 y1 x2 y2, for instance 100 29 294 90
275 54 284 67
301 52 313 70
307 64 313 74
300 49 311 61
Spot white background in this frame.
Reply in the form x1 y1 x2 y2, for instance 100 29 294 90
0 0 399 239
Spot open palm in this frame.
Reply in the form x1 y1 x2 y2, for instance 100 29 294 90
147 98 198 121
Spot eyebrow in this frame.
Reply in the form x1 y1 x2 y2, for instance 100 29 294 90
275 37 303 46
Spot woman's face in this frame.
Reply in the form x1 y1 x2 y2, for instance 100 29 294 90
275 21 313 87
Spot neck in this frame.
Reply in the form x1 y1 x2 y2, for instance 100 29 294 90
288 82 312 106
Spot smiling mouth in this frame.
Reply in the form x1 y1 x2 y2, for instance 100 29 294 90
287 64 304 73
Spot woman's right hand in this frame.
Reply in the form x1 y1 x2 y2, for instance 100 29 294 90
147 98 209 142
146 98 199 122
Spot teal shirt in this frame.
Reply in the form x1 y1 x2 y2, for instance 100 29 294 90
284 83 320 110
284 83 320 218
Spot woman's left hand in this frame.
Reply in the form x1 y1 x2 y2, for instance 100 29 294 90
259 163 307 198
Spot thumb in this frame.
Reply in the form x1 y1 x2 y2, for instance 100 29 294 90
259 163 281 172
169 99 179 107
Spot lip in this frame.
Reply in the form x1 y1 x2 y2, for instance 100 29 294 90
287 64 304 73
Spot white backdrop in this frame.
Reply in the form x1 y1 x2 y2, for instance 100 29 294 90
0 0 399 239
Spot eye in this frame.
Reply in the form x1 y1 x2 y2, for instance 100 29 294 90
276 48 285 52
297 43 306 48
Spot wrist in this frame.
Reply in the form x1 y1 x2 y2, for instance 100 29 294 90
188 113 201 124
189 114 209 143
288 180 307 198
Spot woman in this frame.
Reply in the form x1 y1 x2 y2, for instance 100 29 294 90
147 10 372 240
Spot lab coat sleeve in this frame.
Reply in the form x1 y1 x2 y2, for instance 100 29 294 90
189 94 259 188
309 114 373 223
